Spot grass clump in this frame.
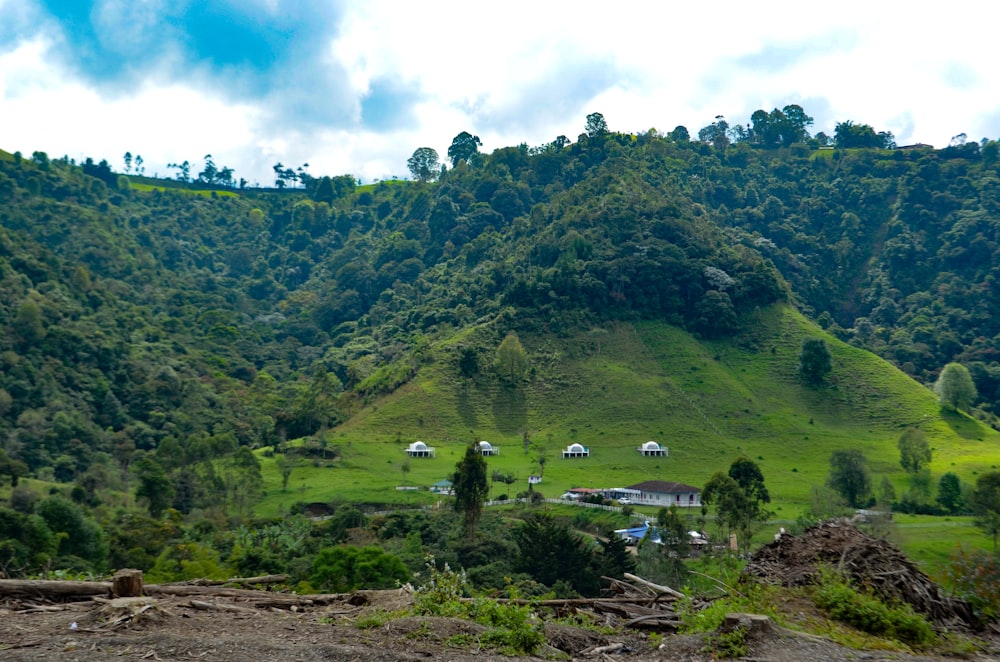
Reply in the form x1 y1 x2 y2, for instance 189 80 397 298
703 625 750 659
811 568 936 648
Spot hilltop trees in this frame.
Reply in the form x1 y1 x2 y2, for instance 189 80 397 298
971 472 1000 551
448 131 482 167
407 147 440 182
935 363 977 411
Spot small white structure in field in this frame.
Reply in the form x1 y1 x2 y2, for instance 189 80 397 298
477 440 499 456
562 443 589 458
637 441 668 457
405 441 435 458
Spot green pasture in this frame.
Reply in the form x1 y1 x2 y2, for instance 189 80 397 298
254 304 1000 563
131 182 238 197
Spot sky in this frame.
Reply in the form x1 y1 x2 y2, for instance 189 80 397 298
1 0 998 186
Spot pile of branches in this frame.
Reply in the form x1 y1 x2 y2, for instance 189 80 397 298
744 519 978 628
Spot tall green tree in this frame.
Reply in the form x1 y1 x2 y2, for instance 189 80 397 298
897 428 931 473
512 512 598 596
407 147 440 182
827 449 872 508
934 363 977 411
134 454 174 518
585 112 609 139
937 472 964 514
494 331 529 384
799 337 832 386
452 442 489 534
447 131 482 167
972 472 1000 551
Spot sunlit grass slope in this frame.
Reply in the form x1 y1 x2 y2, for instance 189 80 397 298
256 305 1000 524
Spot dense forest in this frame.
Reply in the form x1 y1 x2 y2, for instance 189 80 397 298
0 106 998 579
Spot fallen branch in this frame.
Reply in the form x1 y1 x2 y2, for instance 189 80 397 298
623 573 684 599
167 574 288 587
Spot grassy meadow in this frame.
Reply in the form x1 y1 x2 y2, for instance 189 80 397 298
253 304 1000 569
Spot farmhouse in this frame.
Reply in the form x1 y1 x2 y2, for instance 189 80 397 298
637 440 668 457
562 443 589 458
405 441 435 458
626 480 701 507
477 440 500 456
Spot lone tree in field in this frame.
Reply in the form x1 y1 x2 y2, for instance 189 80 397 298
827 449 872 508
799 337 832 386
971 471 1000 551
934 362 977 411
495 331 529 384
897 427 931 473
452 442 489 534
702 457 772 554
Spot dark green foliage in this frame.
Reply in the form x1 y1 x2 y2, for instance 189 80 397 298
448 131 482 167
936 472 965 514
511 512 599 596
0 507 56 573
452 442 489 533
310 545 409 592
703 457 772 553
35 496 108 570
827 450 873 509
799 338 832 386
971 472 1000 551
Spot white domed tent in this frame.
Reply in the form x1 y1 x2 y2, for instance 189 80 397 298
405 441 435 458
477 440 499 456
562 442 589 458
637 440 668 457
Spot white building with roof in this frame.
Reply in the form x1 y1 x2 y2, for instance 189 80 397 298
477 440 499 456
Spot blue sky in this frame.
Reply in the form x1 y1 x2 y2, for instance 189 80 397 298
1 0 998 185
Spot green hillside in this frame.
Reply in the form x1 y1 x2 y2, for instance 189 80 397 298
255 304 1000 518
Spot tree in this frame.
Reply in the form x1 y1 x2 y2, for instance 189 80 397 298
407 147 440 182
447 131 482 167
495 331 528 384
668 125 690 142
512 512 598 596
702 457 772 553
834 120 891 149
452 442 489 534
971 472 1000 551
585 112 609 139
897 427 931 473
799 338 832 386
827 449 872 508
310 545 409 592
937 472 964 514
934 363 977 411
134 454 174 518
698 115 730 148
728 456 771 519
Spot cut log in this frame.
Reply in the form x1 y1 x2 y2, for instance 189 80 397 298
0 579 111 598
167 574 288 587
113 569 144 597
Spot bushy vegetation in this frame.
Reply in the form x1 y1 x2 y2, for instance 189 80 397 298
811 568 936 647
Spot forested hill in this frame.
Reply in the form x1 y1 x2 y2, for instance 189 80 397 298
0 122 998 499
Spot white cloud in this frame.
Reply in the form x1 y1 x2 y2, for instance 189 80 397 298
2 0 1000 183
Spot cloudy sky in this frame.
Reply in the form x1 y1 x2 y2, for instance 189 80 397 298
1 0 997 185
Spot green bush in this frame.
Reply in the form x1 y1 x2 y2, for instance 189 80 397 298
812 569 935 647
310 545 409 592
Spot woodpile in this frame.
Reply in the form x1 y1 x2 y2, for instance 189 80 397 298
744 518 979 629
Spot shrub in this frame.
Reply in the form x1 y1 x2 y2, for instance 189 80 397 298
942 547 1000 620
812 569 935 647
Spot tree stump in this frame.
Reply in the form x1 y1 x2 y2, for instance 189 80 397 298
112 569 144 597
723 612 772 636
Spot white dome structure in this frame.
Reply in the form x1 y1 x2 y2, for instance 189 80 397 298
638 440 668 456
477 440 499 456
405 440 435 457
413 441 428 451
563 443 590 458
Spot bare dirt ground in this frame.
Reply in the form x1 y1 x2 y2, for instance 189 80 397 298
3 521 998 661
1 588 997 662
